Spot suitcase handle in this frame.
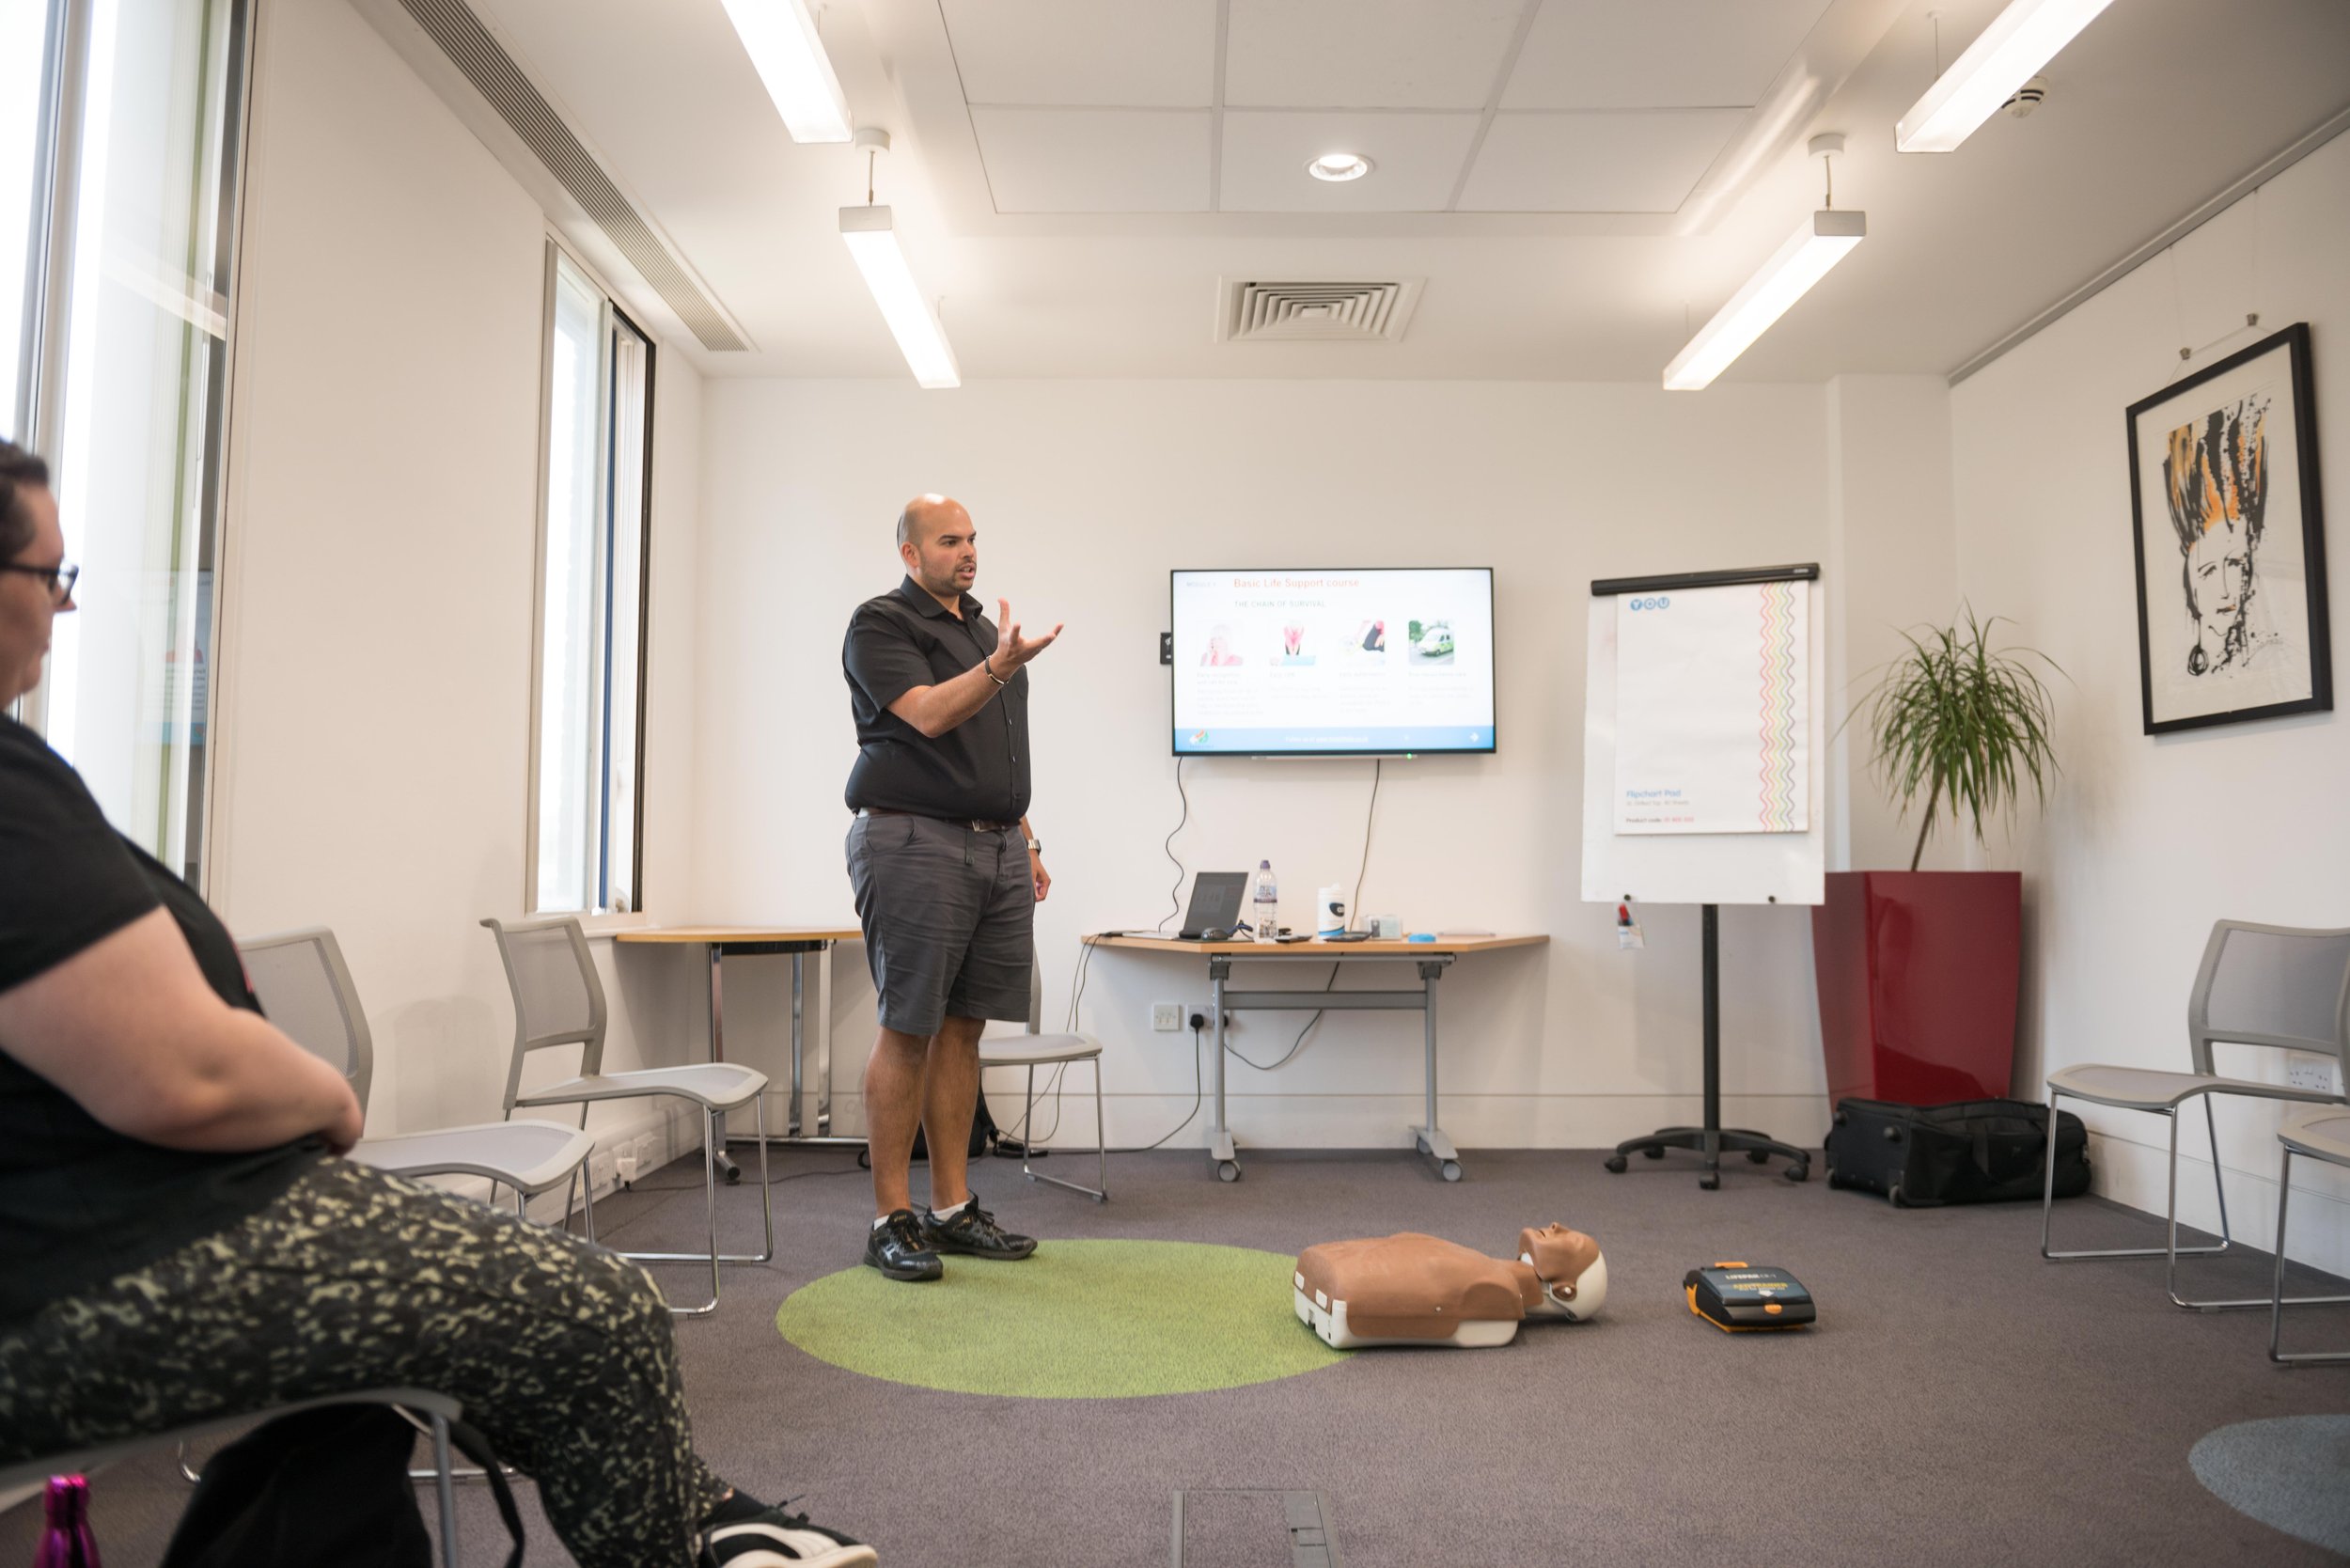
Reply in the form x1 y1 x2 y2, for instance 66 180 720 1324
1971 1122 2044 1184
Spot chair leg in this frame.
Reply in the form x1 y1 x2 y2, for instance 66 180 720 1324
2042 1092 2230 1262
1023 1058 1108 1203
2266 1148 2350 1364
1022 1066 1039 1183
1094 1057 1108 1203
614 1097 776 1315
429 1412 459 1568
704 1108 722 1312
754 1094 774 1262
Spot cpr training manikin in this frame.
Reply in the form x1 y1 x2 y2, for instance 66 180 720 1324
1292 1224 1608 1349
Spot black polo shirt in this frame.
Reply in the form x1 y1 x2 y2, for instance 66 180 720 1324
843 576 1031 823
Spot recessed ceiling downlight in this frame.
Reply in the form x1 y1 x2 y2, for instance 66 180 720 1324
1307 152 1371 182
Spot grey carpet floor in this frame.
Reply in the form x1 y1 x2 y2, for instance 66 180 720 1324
6 1144 2347 1566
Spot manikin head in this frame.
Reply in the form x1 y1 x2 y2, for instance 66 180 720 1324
1519 1223 1607 1321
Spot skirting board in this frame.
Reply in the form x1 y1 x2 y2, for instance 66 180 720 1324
804 1089 1834 1156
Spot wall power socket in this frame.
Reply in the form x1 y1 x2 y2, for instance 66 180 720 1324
2285 1054 2340 1094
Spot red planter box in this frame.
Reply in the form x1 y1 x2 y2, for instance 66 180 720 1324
1811 870 2022 1105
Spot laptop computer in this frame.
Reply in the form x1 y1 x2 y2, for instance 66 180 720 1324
1172 871 1249 940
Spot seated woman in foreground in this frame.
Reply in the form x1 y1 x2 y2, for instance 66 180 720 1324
0 441 870 1568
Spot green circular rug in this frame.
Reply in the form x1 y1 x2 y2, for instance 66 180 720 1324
776 1239 1348 1398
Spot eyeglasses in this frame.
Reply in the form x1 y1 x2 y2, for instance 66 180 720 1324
0 560 77 604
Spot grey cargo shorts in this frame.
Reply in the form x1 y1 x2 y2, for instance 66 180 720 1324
846 810 1035 1037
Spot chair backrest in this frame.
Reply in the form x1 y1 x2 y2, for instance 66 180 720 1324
479 916 608 1113
2188 920 2350 1075
1026 958 1044 1034
238 926 374 1112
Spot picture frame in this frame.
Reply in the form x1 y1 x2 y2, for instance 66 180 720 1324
2126 321 2329 734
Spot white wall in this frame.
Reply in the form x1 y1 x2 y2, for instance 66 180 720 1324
692 378 1855 1156
210 0 709 1184
1950 131 2350 1273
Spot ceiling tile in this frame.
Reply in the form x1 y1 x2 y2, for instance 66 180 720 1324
1224 0 1529 109
942 0 1219 108
1457 109 1748 212
1218 111 1482 212
1502 0 1837 110
972 108 1213 213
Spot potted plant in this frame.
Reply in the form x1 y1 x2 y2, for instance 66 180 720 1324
1813 610 2060 1106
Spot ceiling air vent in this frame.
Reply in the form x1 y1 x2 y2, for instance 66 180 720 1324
1217 279 1423 344
396 0 748 352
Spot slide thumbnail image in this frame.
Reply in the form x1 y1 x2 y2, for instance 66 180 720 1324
1407 616 1457 666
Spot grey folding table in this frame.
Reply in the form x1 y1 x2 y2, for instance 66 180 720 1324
1084 933 1548 1183
616 925 866 1178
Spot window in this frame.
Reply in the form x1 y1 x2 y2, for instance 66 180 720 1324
530 243 651 916
7 0 249 886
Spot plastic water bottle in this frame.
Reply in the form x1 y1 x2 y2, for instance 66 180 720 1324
1252 860 1278 943
34 1475 100 1568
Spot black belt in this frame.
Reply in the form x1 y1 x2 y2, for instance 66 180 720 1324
860 807 1018 834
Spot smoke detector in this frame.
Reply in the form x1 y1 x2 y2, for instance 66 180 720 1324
2004 75 2048 117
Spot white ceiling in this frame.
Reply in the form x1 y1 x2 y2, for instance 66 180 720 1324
941 0 1842 216
434 0 2350 384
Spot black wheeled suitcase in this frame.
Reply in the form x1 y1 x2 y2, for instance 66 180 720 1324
1825 1097 2090 1207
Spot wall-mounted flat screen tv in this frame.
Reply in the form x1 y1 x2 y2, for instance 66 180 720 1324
1169 568 1497 757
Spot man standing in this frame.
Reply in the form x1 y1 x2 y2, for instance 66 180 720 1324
842 494 1061 1281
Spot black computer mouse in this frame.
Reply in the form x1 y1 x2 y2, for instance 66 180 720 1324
1199 926 1233 941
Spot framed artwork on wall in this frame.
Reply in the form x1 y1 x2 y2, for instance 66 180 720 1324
2127 321 2329 734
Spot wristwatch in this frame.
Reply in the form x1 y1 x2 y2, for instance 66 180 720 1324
1026 839 1042 854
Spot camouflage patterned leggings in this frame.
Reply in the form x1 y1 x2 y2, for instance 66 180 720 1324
0 1158 731 1568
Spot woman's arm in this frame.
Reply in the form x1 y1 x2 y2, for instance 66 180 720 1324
0 907 364 1153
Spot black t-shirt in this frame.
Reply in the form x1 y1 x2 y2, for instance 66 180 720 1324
0 714 322 1324
842 576 1032 823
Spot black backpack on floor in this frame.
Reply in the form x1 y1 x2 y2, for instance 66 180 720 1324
1825 1097 2090 1207
162 1403 523 1568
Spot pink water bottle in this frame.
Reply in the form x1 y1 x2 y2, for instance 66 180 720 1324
32 1475 99 1568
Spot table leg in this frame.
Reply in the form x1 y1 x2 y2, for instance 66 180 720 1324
707 945 741 1184
1210 957 1238 1182
788 953 806 1139
1406 958 1461 1182
815 945 834 1137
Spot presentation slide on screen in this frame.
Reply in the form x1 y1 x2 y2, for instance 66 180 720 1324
1171 569 1496 754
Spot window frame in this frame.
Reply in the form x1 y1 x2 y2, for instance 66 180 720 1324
525 233 655 920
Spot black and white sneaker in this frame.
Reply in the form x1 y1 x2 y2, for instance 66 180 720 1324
919 1200 1037 1260
862 1208 943 1281
699 1504 876 1568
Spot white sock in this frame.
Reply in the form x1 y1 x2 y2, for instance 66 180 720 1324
871 1214 890 1231
932 1200 969 1221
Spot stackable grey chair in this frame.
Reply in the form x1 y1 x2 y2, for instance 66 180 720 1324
978 962 1107 1202
2042 918 2350 1310
2 1390 467 1568
480 917 772 1316
240 928 598 1238
2270 1108 2350 1365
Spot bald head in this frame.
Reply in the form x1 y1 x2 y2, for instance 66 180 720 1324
897 494 980 609
896 494 967 551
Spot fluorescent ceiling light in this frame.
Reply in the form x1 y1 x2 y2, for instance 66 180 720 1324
839 206 960 389
719 0 853 143
1895 0 2114 152
1663 210 1865 391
